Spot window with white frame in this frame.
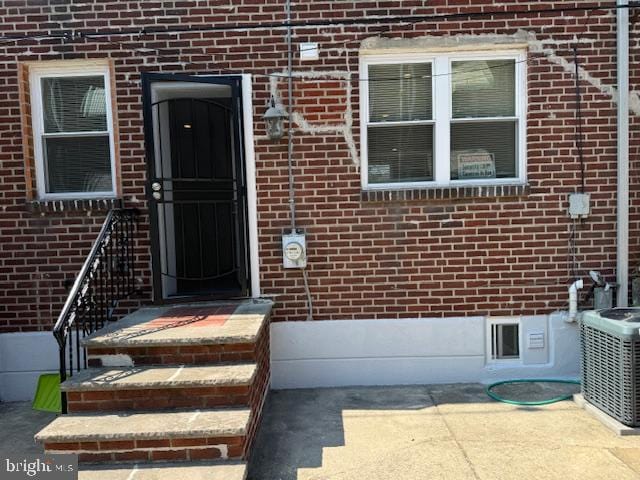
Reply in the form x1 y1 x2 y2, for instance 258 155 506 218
30 64 116 198
487 317 521 363
360 51 526 189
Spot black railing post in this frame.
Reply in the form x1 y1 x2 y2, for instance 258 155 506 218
57 333 68 414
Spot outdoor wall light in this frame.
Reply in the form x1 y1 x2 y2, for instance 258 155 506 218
263 97 287 140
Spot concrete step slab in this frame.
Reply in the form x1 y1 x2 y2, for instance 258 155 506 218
62 365 257 412
61 364 257 392
81 300 273 348
78 461 247 480
35 408 251 443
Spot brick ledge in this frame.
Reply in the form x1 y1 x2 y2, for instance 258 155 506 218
361 184 529 202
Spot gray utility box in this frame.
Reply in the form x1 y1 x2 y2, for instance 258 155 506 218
581 308 640 427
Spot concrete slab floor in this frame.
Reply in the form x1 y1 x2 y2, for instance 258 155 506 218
3 384 640 479
248 384 640 480
0 402 56 455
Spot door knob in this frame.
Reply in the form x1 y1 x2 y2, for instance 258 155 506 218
151 182 162 192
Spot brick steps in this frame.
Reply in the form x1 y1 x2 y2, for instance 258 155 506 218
78 461 247 480
35 299 273 473
36 408 250 462
62 364 256 412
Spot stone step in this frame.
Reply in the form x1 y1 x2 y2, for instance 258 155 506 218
83 300 272 368
63 364 257 412
78 461 247 480
36 409 251 463
83 300 272 348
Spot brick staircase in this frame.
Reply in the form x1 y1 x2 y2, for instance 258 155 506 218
35 300 273 480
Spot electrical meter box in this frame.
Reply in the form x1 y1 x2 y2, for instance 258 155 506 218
282 232 307 269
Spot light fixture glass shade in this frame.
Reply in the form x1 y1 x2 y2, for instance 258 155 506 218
265 116 284 140
263 100 287 140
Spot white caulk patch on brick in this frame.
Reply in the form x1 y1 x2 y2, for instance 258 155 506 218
269 69 359 166
526 30 640 116
361 29 640 116
212 444 229 459
91 354 134 367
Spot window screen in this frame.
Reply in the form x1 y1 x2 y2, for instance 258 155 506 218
367 63 434 184
39 75 113 194
450 60 517 181
491 323 520 360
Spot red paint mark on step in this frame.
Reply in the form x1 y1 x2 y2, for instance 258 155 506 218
146 305 236 328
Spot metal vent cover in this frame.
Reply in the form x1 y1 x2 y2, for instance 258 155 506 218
581 310 640 427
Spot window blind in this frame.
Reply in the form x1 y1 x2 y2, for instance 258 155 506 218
368 124 434 183
368 63 432 122
450 122 517 180
367 63 434 184
42 76 107 133
40 75 112 194
450 59 517 180
44 136 112 193
451 60 515 119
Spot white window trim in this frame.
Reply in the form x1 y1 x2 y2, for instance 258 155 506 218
29 63 117 200
359 50 527 190
486 316 522 365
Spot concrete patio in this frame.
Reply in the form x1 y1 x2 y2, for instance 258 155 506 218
249 384 640 480
4 383 640 479
0 401 55 454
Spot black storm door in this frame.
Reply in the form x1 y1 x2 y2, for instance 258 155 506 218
142 74 249 301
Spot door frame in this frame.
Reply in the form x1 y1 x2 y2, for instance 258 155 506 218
141 73 260 303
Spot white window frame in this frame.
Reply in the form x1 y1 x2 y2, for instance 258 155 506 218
359 50 527 190
29 63 117 200
486 317 522 365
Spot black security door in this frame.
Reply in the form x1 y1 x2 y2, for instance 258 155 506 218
142 74 249 301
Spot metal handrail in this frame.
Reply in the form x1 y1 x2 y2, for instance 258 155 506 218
53 208 140 412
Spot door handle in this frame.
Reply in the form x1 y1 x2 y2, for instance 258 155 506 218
150 182 162 200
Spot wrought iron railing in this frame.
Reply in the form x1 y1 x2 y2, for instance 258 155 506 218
53 208 140 412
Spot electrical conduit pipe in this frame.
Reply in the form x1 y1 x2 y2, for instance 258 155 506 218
568 279 584 322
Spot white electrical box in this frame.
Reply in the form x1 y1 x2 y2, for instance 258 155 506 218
282 232 307 269
568 192 590 219
527 330 545 349
299 42 319 61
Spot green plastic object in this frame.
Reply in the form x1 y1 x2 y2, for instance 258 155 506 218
485 379 581 406
32 373 62 413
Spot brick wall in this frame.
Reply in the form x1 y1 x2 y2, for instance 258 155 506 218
0 1 638 332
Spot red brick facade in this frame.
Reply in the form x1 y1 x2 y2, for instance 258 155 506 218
0 1 638 332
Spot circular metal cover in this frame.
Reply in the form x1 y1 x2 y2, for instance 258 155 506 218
599 308 640 322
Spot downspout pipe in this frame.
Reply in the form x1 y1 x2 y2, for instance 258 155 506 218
568 279 584 323
617 0 630 307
